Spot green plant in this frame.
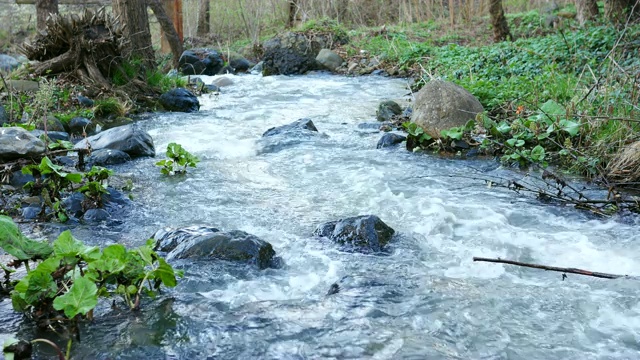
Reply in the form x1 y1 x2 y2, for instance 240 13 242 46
156 143 200 175
93 98 127 118
78 166 113 208
22 157 83 222
0 215 181 359
402 122 433 151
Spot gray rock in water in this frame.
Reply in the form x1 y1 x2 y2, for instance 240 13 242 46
411 80 483 139
263 118 318 137
30 130 70 142
86 148 131 167
83 208 110 222
0 127 46 161
152 226 279 269
259 118 324 154
62 192 85 219
228 53 251 72
73 124 155 158
179 49 224 76
314 215 395 253
376 100 403 122
316 49 344 72
0 54 19 73
159 88 200 113
376 133 406 149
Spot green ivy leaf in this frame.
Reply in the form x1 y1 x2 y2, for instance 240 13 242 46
531 145 546 162
559 119 581 137
153 258 177 288
25 269 58 304
0 215 53 261
53 231 100 261
52 276 98 318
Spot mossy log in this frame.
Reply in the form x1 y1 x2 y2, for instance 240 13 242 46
21 8 123 89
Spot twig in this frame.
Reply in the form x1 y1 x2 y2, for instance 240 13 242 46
473 257 633 279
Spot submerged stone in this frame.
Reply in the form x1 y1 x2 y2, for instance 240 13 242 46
152 226 280 269
314 215 395 253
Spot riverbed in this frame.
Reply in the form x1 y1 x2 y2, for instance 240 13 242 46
3 73 640 359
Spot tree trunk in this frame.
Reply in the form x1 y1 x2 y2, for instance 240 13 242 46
287 0 298 28
36 0 58 32
605 0 637 25
197 0 210 35
575 0 599 26
489 0 512 42
148 0 183 68
112 0 155 66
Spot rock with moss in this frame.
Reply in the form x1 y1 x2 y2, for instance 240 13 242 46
411 80 483 139
376 100 403 122
262 32 324 76
36 115 66 132
73 124 154 158
152 226 281 269
314 215 395 253
0 127 46 161
159 88 199 113
316 49 343 72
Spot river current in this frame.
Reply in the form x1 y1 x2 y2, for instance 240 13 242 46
2 73 640 359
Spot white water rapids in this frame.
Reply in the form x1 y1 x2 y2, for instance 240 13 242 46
2 73 640 359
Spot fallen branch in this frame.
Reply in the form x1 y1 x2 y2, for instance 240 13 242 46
473 257 634 279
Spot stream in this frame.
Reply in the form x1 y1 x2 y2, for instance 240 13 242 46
2 73 640 359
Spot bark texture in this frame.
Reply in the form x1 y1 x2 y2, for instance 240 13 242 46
197 0 210 35
148 0 184 68
36 0 59 31
575 0 599 26
287 0 299 28
489 0 512 42
112 0 155 65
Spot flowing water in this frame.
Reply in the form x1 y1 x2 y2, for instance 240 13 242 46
3 74 640 359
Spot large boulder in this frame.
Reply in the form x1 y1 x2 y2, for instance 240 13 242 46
262 32 324 75
316 49 343 72
73 124 155 158
0 54 19 73
411 80 483 138
259 118 324 154
152 226 280 269
159 88 200 113
0 127 46 161
314 215 395 253
178 49 224 76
